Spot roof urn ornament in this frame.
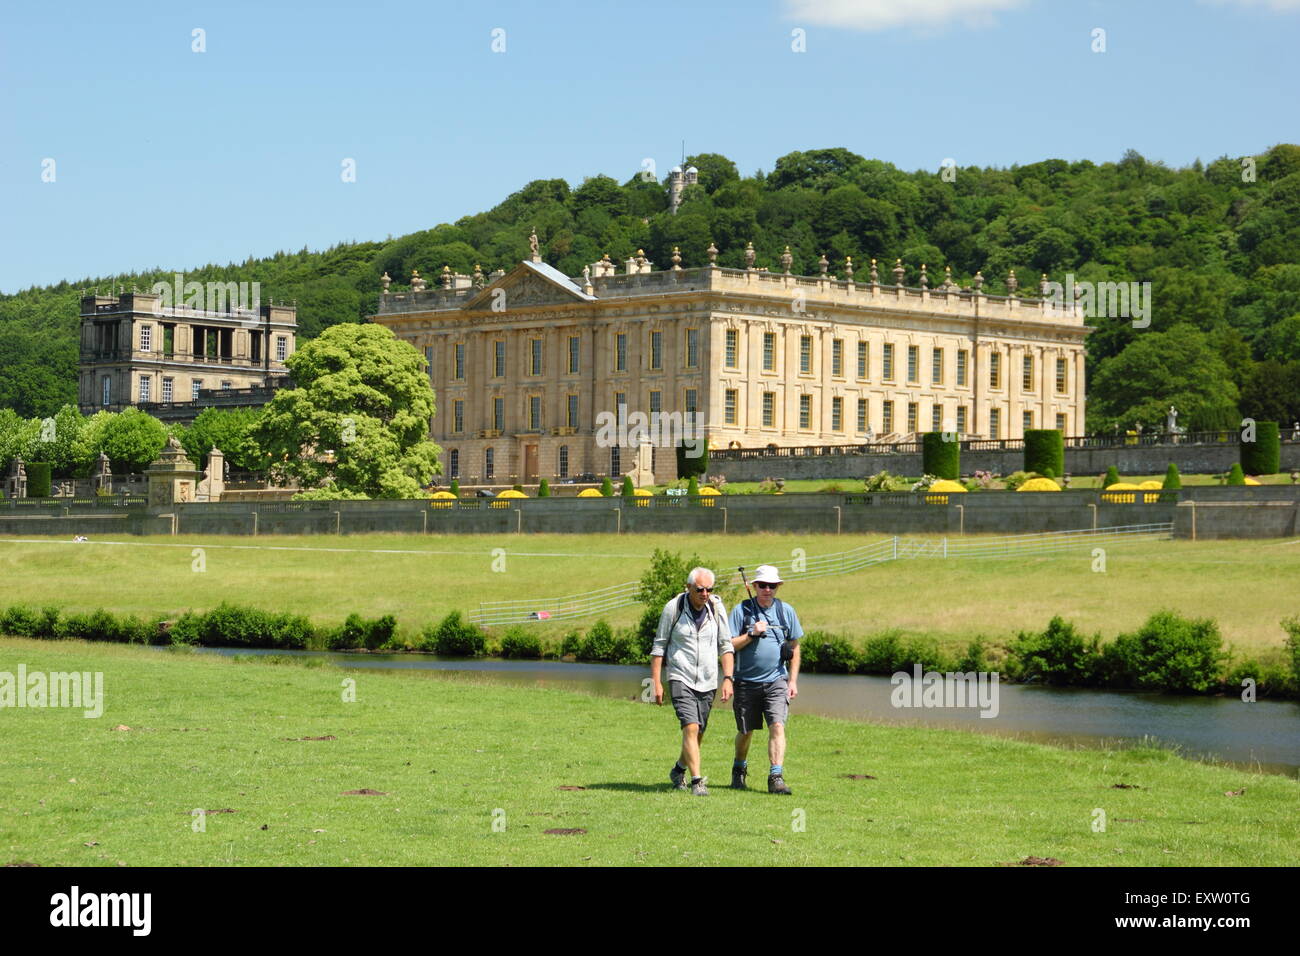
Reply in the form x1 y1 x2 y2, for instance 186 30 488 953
780 246 793 274
380 272 391 294
706 242 718 264
1006 269 1018 296
893 258 905 287
818 253 829 277
744 241 756 270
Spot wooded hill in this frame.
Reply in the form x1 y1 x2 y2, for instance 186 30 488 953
3 145 1298 430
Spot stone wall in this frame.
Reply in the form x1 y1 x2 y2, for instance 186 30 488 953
2 487 1296 538
712 442 1300 482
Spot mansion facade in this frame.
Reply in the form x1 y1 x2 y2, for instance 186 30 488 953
371 245 1089 485
78 290 297 422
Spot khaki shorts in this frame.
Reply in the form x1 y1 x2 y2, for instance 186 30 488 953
734 677 789 734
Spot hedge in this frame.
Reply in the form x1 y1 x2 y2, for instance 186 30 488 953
1023 430 1065 478
26 462 52 498
921 433 960 480
1240 421 1280 475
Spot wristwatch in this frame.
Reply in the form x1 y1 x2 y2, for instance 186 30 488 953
722 675 734 682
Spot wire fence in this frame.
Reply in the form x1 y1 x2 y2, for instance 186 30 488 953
468 522 1174 627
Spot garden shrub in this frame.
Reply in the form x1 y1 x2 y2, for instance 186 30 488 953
560 629 583 658
26 462 52 498
1103 465 1120 487
1240 421 1280 475
1023 429 1064 478
922 433 960 479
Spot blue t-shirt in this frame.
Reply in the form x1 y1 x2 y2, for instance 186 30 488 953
728 599 803 683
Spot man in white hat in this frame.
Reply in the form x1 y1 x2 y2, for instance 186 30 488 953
728 564 802 794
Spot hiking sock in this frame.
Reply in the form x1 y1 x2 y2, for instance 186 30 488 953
733 759 747 769
691 776 703 786
770 764 783 776
674 761 686 772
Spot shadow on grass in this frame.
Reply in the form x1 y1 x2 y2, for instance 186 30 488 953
583 782 673 793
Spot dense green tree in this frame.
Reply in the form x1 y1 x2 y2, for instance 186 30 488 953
85 408 169 472
180 407 266 472
1088 325 1239 431
251 324 440 498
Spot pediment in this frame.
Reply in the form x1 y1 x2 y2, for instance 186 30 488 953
462 260 596 312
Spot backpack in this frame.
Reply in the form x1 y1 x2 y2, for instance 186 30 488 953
663 591 726 665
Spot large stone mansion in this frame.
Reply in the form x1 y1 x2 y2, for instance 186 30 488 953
372 236 1089 485
77 289 297 422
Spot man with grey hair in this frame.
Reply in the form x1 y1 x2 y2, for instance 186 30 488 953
650 566 734 796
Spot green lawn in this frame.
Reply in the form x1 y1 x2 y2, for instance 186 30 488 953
1 532 1298 651
1 639 1295 866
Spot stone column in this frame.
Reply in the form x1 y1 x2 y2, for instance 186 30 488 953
145 436 199 511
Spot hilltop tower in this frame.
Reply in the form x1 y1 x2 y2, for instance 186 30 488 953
668 164 698 214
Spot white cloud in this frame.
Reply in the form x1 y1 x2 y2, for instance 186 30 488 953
782 0 1031 32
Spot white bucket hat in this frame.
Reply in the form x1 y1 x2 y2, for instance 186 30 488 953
753 564 784 584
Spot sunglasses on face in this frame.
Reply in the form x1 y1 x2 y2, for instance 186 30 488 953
756 583 779 590
692 585 715 593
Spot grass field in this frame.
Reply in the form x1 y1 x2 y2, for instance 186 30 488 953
1 638 1295 866
2 532 1298 651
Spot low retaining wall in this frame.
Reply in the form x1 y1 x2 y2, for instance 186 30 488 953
714 442 1300 482
2 487 1296 538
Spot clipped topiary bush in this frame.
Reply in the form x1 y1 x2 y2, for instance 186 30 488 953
621 475 634 497
1240 420 1280 475
537 478 550 498
1160 462 1182 502
922 433 960 480
1104 465 1120 487
26 462 52 498
1023 429 1065 478
449 479 460 497
600 476 614 497
1225 462 1246 486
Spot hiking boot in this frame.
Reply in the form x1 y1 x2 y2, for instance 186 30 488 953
731 765 747 790
691 777 710 796
669 764 687 790
768 773 792 795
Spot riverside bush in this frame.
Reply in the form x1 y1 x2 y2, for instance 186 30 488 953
330 613 396 650
421 611 486 657
1107 611 1228 693
804 631 857 673
1007 616 1100 685
859 632 904 673
560 630 583 658
499 626 542 659
579 620 616 662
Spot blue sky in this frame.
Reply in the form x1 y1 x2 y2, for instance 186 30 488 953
2 0 1297 293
